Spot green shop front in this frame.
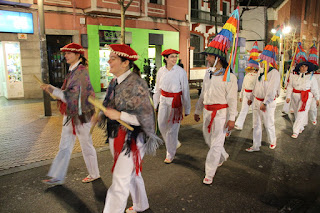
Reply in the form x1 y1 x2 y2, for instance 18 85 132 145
87 25 179 92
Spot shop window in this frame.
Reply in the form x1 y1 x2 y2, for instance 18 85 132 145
190 34 206 67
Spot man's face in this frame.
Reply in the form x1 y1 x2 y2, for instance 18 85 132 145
300 64 308 73
206 54 216 67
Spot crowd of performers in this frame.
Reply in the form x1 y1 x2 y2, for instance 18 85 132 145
38 7 320 213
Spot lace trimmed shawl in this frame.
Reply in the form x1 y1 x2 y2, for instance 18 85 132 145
101 72 162 155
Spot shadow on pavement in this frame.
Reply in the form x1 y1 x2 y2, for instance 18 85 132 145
45 185 94 213
173 154 204 178
92 179 108 201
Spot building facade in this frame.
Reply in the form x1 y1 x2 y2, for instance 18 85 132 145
268 0 320 61
189 0 237 79
0 0 190 98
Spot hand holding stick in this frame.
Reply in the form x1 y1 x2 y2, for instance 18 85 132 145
33 75 57 99
88 96 134 131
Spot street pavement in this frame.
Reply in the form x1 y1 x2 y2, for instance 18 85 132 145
0 90 320 213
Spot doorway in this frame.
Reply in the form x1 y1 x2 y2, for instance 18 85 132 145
46 35 72 88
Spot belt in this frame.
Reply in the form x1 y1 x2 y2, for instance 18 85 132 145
161 89 183 123
293 88 311 112
204 104 228 133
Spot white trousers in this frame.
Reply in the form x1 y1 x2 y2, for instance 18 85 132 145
235 92 252 129
252 99 277 149
48 116 100 181
103 134 149 213
292 93 312 134
158 96 180 160
202 108 229 179
309 97 317 122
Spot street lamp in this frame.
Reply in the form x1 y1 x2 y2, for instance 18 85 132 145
283 26 291 34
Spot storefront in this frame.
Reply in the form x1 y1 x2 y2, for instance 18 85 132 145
87 25 180 92
0 9 35 99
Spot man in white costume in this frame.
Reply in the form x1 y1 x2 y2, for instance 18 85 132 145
235 60 259 130
193 8 239 184
307 44 320 125
286 61 319 138
246 63 280 152
153 49 191 164
309 70 320 124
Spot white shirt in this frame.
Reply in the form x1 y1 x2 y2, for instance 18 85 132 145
251 68 280 105
195 69 238 121
239 72 257 99
286 73 319 101
153 64 191 115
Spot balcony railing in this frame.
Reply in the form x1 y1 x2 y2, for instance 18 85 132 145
191 9 242 28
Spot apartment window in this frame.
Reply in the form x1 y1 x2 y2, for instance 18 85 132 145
222 1 229 23
150 0 162 4
304 0 310 20
190 34 206 67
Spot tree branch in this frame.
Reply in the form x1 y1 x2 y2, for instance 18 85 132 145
124 0 134 11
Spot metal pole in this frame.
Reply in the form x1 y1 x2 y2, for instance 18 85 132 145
38 0 52 116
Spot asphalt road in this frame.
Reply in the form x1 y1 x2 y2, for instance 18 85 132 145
1 105 320 213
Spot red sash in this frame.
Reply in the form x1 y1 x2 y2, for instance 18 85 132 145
245 89 252 92
255 97 264 101
255 97 276 102
204 104 228 133
161 89 183 123
112 127 141 176
293 88 311 112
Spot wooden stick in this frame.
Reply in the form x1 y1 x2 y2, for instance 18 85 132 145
33 75 57 99
88 96 134 131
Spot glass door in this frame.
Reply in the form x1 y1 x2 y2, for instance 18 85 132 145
1 41 24 98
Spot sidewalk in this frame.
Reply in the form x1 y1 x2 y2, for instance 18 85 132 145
0 94 107 173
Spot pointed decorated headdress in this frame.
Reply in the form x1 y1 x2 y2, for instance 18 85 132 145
201 7 240 81
295 42 308 64
293 42 315 73
308 43 319 70
246 41 260 71
257 27 282 80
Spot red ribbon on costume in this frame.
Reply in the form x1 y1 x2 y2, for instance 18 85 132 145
245 89 253 92
255 97 265 101
204 104 228 133
57 72 77 135
293 88 311 112
111 127 141 175
57 77 69 115
161 89 183 123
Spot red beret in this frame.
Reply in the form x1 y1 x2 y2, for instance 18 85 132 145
105 44 139 61
60 43 85 55
161 49 180 56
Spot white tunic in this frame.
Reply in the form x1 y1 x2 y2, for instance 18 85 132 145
194 68 237 179
195 70 238 121
239 72 257 100
251 68 280 104
153 64 191 115
286 73 319 100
